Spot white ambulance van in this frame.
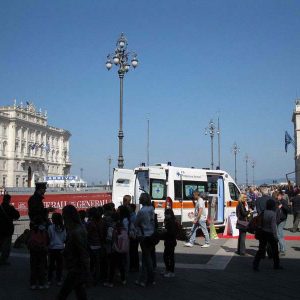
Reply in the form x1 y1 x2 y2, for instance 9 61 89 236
112 164 240 228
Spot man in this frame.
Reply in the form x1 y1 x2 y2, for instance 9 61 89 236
290 189 300 232
253 199 282 271
256 187 275 214
255 187 276 259
0 194 20 265
28 182 52 227
184 191 210 248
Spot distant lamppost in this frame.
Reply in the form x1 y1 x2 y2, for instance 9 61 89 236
205 119 216 170
108 156 112 186
80 168 83 179
251 160 256 186
245 154 249 187
232 142 240 183
105 33 139 168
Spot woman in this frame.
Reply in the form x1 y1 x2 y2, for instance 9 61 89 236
57 205 90 300
161 208 177 277
253 199 282 271
236 194 251 256
134 193 155 287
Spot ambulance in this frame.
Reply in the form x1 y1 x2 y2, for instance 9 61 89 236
112 163 241 228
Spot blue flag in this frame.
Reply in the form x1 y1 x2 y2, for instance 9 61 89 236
285 131 294 153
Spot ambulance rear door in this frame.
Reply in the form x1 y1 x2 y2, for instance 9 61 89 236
112 168 135 207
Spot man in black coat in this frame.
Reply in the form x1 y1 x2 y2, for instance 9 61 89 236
291 189 300 232
28 182 49 228
255 187 275 259
0 194 20 265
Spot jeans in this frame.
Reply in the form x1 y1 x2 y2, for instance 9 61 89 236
139 240 155 284
48 249 64 282
277 220 286 253
30 250 47 285
129 238 139 271
188 220 210 245
0 235 12 263
108 252 126 283
163 244 175 272
89 248 101 284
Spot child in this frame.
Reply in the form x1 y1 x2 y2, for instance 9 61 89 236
27 216 49 290
86 207 104 285
48 212 66 286
161 208 178 278
105 220 128 287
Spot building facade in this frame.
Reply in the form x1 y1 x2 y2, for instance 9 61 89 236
0 100 71 188
292 99 300 186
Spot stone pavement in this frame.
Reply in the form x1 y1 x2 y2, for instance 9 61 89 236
1 230 300 300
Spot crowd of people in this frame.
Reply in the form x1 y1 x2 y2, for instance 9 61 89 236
235 184 300 271
0 182 181 299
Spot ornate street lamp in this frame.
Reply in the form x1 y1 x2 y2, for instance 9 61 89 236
105 33 139 168
232 142 240 183
205 119 216 170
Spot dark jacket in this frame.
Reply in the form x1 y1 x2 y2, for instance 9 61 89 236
291 195 300 213
63 224 90 275
0 203 20 237
276 199 290 223
256 196 275 214
86 219 104 248
236 202 249 221
28 192 48 224
162 219 177 247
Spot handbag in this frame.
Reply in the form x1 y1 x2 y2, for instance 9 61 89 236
248 212 264 238
236 219 249 230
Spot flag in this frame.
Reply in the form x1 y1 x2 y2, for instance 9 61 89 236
30 144 35 150
285 131 294 153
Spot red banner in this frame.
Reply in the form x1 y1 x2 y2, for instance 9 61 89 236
8 192 112 216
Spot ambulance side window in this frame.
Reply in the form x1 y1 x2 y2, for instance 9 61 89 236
229 182 240 200
174 180 207 200
150 179 166 200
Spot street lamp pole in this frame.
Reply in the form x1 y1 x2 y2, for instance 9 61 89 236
106 33 139 169
147 118 150 166
251 160 256 186
232 142 240 183
245 154 249 187
205 120 216 170
108 156 112 186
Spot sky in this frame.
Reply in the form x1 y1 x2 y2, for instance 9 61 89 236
0 0 299 185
